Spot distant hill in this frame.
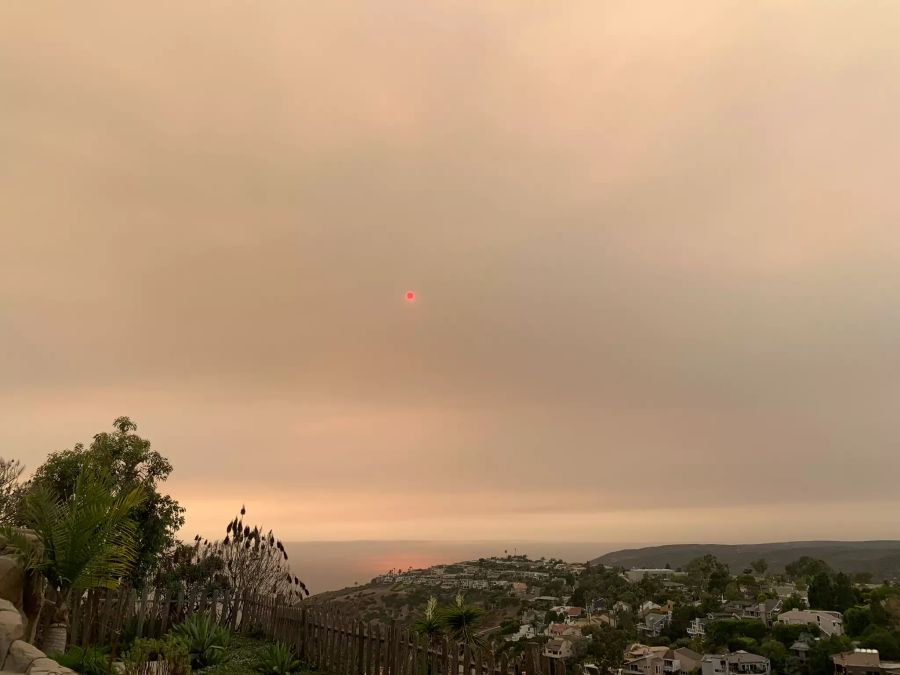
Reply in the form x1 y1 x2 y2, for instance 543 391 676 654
592 541 900 580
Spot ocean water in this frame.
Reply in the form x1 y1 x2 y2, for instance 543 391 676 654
282 541 637 596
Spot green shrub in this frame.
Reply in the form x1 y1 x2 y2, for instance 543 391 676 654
122 636 190 675
53 645 111 675
256 641 302 675
172 612 231 669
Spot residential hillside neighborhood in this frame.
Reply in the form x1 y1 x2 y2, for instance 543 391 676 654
350 551 900 675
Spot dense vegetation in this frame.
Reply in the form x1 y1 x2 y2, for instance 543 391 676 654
0 417 314 675
562 551 900 675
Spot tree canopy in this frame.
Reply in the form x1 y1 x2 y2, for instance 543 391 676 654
24 417 184 588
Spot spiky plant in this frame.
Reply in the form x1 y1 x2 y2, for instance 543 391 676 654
440 594 485 647
257 641 302 674
414 596 443 641
172 613 231 669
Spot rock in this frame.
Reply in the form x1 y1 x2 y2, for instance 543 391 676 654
27 656 65 674
3 640 44 673
0 604 24 666
0 558 23 609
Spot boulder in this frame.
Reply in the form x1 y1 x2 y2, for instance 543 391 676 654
0 558 24 609
3 640 44 673
26 656 66 674
0 601 24 665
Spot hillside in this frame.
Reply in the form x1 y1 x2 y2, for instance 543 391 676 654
592 540 900 579
305 555 584 646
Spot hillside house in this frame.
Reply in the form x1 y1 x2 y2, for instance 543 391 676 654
546 622 582 639
687 618 707 639
624 645 670 675
567 607 584 621
506 624 536 642
833 649 900 675
701 652 770 675
544 639 576 660
778 609 844 636
639 612 671 637
664 648 703 675
719 599 782 626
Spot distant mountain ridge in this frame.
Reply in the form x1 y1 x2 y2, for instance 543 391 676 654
592 540 900 580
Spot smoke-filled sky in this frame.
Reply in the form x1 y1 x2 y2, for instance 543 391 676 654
2 1 900 545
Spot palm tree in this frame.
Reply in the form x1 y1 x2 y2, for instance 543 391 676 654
440 594 485 647
1 465 144 651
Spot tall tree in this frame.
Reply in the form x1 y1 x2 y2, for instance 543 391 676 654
808 635 853 675
750 558 769 576
844 606 873 637
685 554 731 594
579 624 628 671
859 625 900 660
24 417 184 588
832 573 857 613
808 571 835 610
785 557 831 582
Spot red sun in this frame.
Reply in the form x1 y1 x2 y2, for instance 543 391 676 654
405 291 415 301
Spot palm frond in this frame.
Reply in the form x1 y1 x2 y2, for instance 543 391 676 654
18 465 145 597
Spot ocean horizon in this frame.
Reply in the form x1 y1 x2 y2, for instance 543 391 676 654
282 540 645 595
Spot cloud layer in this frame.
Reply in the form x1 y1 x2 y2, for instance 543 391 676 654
2 1 899 542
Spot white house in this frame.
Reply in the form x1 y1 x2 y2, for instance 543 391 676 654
701 652 770 675
506 624 536 642
777 610 844 636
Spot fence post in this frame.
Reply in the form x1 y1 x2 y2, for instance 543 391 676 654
368 622 378 675
411 631 420 675
398 624 407 675
300 607 308 663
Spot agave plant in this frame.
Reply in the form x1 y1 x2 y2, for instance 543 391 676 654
440 594 485 647
172 612 231 669
257 641 302 674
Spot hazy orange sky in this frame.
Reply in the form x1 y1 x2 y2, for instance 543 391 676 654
2 2 900 544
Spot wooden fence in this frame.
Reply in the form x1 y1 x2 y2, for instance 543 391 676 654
54 588 569 675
